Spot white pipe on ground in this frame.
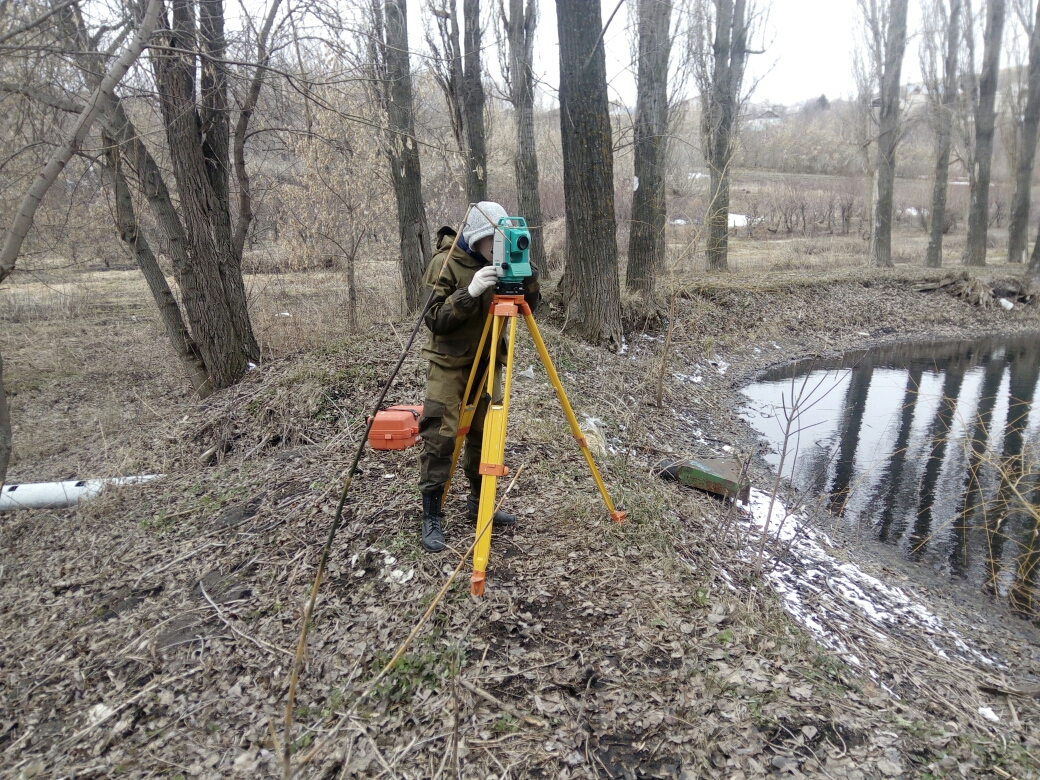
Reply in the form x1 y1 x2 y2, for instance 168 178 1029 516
0 475 162 511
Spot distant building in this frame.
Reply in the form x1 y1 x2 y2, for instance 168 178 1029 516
903 82 931 111
747 109 782 131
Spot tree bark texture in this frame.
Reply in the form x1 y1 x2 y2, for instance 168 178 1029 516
0 0 162 283
463 0 487 202
556 0 622 347
100 133 212 395
1010 2 1040 265
925 0 962 268
626 0 671 295
702 0 750 272
963 0 1006 266
151 0 261 387
384 0 431 311
504 0 547 275
867 0 909 268
199 0 259 360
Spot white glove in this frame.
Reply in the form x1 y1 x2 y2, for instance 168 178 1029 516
467 266 498 297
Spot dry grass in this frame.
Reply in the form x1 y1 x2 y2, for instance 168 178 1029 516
2 228 1040 778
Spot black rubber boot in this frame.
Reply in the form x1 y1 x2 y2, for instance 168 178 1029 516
421 490 446 552
466 493 517 526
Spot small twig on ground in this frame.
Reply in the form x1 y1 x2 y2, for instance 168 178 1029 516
199 580 293 657
132 542 224 588
456 678 545 728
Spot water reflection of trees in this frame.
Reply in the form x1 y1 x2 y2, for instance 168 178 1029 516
876 367 922 543
826 359 873 516
759 336 1040 619
909 356 966 560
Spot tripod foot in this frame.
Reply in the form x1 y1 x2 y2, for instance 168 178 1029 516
611 510 627 524
470 571 486 596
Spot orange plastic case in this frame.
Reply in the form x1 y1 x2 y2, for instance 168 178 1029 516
368 405 423 450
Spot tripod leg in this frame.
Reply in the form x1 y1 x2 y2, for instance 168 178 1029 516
472 314 518 595
443 312 493 506
523 312 626 523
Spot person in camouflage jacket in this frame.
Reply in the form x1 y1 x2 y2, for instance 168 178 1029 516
418 202 540 552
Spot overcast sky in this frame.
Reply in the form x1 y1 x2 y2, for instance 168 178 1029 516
405 0 933 108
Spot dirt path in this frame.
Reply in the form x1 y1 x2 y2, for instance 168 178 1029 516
1 267 1039 778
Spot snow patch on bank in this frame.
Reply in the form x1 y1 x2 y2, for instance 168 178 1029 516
734 488 996 673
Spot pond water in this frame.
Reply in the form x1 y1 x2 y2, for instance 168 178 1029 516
741 333 1040 619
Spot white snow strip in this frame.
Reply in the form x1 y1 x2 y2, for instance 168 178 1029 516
736 488 997 677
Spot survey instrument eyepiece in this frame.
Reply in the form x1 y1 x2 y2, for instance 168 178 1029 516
492 216 532 295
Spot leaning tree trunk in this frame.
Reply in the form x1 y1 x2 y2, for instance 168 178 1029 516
104 97 226 388
505 0 547 275
233 0 282 261
0 0 161 283
57 2 227 395
702 0 750 272
626 0 671 296
385 0 430 311
868 0 910 268
964 0 1006 267
462 0 487 202
556 0 622 347
926 0 962 268
100 134 211 395
0 0 162 490
1009 0 1040 265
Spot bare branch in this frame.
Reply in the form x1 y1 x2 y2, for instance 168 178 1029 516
0 0 162 284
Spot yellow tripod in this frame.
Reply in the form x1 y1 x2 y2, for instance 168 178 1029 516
443 294 626 596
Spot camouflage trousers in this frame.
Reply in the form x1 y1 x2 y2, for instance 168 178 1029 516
418 360 504 496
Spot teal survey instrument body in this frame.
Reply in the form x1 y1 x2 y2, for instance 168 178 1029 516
492 216 532 294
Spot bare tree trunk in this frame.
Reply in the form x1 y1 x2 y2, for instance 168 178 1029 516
198 0 260 362
1009 2 1040 265
233 0 283 261
104 99 227 392
346 241 360 332
385 0 430 311
427 1 466 156
700 0 751 272
151 1 257 387
100 134 211 395
503 0 547 275
963 0 1006 266
462 0 487 202
925 0 963 268
51 4 235 394
626 0 671 296
868 0 910 268
0 0 161 283
556 0 622 346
